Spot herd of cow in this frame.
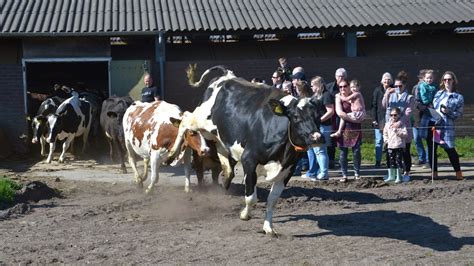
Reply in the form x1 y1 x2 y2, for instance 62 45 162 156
29 65 325 236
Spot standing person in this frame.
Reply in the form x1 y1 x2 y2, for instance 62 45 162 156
271 70 284 89
383 107 408 183
427 71 464 180
326 68 348 169
292 78 309 176
141 73 160 102
417 70 439 167
330 79 366 138
334 79 363 182
371 72 393 168
412 70 429 166
382 72 415 181
277 57 292 81
302 76 334 181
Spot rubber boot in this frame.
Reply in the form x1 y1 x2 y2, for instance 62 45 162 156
395 168 402 184
456 171 464 180
384 168 396 182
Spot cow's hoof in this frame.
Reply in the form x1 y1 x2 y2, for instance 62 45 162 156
46 159 52 164
184 186 192 193
265 229 279 238
240 209 251 221
223 177 232 190
145 188 154 194
263 222 278 237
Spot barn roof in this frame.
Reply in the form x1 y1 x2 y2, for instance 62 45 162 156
1 0 473 36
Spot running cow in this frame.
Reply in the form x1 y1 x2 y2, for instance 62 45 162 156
123 101 210 193
45 92 92 163
100 96 134 173
31 96 65 157
172 65 324 236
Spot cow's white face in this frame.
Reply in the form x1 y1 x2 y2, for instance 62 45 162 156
46 114 59 143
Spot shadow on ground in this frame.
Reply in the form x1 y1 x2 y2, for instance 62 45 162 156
278 210 474 251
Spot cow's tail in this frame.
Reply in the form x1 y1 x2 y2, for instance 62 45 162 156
186 64 229 88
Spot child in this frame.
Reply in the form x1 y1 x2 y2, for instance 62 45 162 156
383 107 408 183
330 80 366 137
418 70 437 108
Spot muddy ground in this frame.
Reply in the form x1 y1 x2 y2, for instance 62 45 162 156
0 157 473 265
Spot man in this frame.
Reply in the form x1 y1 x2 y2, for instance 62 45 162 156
326 68 348 169
271 70 284 90
277 57 292 81
141 74 160 102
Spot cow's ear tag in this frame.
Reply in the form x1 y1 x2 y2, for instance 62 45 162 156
274 105 284 114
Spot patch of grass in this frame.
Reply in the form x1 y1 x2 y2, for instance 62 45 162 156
339 136 474 164
0 177 22 204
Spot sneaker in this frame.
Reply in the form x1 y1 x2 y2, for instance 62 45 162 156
402 175 410 182
339 176 348 183
416 160 426 166
422 163 430 169
301 174 309 179
315 175 329 181
355 174 361 180
374 161 381 168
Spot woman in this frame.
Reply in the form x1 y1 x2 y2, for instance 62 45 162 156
335 79 363 182
382 72 415 181
302 76 334 181
427 71 464 180
371 72 393 167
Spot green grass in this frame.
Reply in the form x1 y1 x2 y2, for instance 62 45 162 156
0 177 22 204
341 136 474 163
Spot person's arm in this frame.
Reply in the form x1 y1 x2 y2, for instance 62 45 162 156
339 93 354 102
154 87 161 101
383 124 389 144
442 95 464 120
371 88 379 124
321 104 334 122
381 89 391 108
418 83 431 105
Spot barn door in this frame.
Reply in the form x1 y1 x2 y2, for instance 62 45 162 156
110 60 150 100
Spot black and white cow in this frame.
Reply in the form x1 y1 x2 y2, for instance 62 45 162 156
46 92 92 163
31 96 65 156
100 96 133 173
171 65 323 236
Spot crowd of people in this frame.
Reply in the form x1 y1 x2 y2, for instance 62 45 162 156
268 57 465 183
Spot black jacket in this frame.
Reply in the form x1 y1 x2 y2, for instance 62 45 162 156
371 85 386 127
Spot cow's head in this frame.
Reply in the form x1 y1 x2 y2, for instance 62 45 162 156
31 115 47 144
168 111 213 160
45 113 64 143
269 96 324 149
169 115 210 157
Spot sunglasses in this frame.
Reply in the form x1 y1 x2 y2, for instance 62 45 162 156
443 78 452 81
394 85 403 88
339 85 348 88
390 114 399 117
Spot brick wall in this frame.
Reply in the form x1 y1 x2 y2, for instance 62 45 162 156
0 64 28 154
164 54 474 137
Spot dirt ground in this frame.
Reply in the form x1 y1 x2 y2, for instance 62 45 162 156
0 157 473 265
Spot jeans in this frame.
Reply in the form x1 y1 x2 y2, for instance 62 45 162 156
426 123 461 172
413 127 427 163
293 154 309 175
339 140 361 177
306 125 331 178
374 129 383 163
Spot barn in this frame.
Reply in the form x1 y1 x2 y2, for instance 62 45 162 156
1 0 473 155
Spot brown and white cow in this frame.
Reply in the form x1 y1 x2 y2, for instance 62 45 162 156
123 100 209 193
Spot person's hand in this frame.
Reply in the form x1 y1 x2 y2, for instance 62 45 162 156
441 106 449 114
385 87 395 95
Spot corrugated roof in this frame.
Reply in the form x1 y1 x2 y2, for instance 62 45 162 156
1 0 473 36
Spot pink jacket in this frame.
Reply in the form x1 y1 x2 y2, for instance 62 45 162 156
383 118 408 149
